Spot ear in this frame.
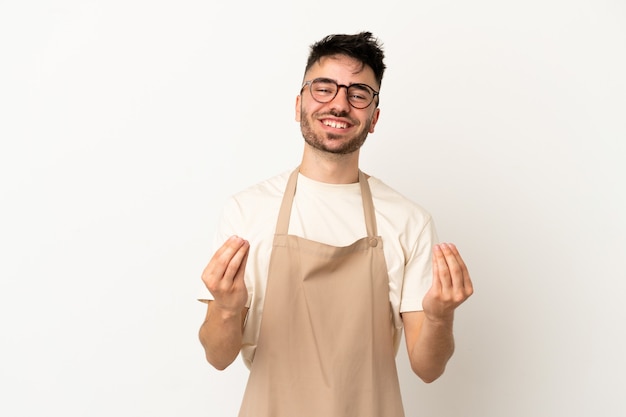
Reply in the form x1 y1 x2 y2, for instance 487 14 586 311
295 95 301 122
368 108 381 133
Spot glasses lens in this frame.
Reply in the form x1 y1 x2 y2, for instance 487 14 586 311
347 85 374 109
310 80 338 102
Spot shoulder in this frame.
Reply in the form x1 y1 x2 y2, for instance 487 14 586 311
219 169 291 228
368 176 433 227
229 169 291 204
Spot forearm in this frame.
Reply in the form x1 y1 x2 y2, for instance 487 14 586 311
198 302 246 370
407 314 455 383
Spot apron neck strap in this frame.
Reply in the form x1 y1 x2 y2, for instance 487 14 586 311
358 169 378 237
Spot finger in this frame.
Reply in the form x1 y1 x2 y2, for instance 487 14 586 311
433 244 452 292
431 245 442 293
229 241 250 283
446 243 468 274
446 243 474 294
439 243 465 289
221 239 250 284
209 236 242 264
203 236 247 283
232 248 249 286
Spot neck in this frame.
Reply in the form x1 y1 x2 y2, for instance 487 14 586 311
299 145 360 184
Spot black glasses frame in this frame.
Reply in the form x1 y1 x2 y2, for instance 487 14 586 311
301 78 380 109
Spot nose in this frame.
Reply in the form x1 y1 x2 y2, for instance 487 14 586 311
329 85 352 112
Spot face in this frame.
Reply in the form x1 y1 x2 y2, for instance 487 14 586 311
295 55 380 155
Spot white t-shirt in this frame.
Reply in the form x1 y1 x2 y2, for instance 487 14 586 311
199 168 438 369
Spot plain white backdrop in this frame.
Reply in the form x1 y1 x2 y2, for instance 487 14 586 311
1 1 625 416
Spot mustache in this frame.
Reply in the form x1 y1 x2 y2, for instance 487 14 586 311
315 109 358 124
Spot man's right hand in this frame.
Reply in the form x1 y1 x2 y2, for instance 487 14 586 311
201 235 250 314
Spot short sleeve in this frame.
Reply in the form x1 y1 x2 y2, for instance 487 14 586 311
399 217 438 312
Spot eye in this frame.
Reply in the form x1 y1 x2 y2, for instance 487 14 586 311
311 81 337 97
348 85 373 102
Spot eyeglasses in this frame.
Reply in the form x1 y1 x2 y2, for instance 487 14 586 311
301 78 379 109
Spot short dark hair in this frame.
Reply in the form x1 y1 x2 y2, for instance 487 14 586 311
304 32 386 88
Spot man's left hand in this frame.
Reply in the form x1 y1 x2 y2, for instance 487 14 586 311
422 243 474 323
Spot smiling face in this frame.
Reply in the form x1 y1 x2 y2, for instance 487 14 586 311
295 54 380 156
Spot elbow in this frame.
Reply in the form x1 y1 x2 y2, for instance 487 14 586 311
418 370 444 384
198 326 240 371
412 364 446 384
407 338 455 383
204 351 237 371
409 352 451 383
209 361 229 371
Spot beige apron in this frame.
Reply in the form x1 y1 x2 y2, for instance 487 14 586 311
238 168 405 417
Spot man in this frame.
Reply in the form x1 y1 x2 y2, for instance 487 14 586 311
198 32 473 417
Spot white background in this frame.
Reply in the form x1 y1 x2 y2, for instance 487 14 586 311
1 1 625 416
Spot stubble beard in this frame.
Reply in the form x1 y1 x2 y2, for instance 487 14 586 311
300 109 373 155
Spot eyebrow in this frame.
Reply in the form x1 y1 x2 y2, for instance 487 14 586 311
315 77 374 90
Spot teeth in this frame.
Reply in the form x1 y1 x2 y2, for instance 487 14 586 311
323 120 348 129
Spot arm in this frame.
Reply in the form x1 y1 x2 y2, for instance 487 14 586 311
402 242 473 383
198 236 250 370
